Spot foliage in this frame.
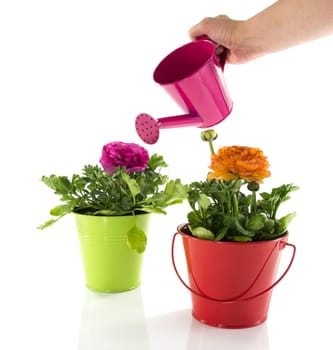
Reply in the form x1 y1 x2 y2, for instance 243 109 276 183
184 131 299 242
38 142 186 253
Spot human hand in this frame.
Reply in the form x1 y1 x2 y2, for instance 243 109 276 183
189 15 254 64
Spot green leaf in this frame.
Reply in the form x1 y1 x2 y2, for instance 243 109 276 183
147 153 168 171
49 204 73 217
224 216 255 237
277 212 297 234
246 213 266 231
215 227 228 241
198 193 211 211
187 211 204 228
127 225 147 253
94 209 128 216
138 206 166 215
37 218 59 230
163 179 187 205
41 175 72 193
121 172 140 200
263 219 275 232
190 226 215 240
229 235 253 242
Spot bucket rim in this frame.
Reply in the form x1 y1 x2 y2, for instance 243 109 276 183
176 223 288 246
73 212 152 217
73 212 152 222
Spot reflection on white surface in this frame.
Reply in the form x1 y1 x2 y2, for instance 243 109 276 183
147 309 270 350
78 288 150 350
186 318 270 350
77 288 270 350
147 309 192 349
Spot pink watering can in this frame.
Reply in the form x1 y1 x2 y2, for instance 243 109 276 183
135 37 233 144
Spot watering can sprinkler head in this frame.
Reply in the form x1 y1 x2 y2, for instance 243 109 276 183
135 112 204 145
135 113 160 145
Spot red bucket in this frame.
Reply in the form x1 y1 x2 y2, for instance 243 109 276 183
172 224 296 328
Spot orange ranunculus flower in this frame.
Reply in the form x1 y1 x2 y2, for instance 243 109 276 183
208 146 271 183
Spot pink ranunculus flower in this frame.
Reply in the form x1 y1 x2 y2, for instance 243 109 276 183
100 141 150 174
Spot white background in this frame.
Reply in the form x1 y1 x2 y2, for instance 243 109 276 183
1 1 333 349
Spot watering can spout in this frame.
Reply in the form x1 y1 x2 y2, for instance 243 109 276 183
135 113 203 144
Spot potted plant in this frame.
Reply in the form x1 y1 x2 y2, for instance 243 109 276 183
38 141 186 293
171 130 299 328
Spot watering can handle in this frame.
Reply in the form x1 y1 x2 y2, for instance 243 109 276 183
197 35 227 71
171 231 296 303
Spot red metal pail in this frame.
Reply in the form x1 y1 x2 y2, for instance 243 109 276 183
172 224 296 328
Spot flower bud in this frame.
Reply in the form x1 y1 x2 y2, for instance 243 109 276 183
247 181 260 192
201 129 218 142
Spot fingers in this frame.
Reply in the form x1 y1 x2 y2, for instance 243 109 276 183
189 17 212 41
215 45 225 56
189 20 228 65
189 15 250 64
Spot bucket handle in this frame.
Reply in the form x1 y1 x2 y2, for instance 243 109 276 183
171 231 296 303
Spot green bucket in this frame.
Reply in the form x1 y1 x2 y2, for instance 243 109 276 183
74 213 151 293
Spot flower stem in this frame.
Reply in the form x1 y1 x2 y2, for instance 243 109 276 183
251 191 257 215
208 139 215 155
232 193 239 217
